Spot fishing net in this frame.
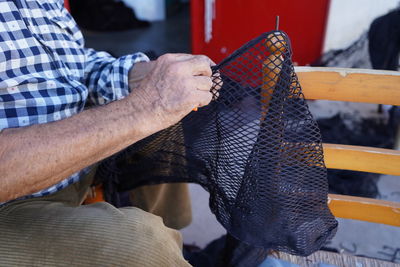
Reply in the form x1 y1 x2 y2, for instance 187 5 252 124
97 31 338 256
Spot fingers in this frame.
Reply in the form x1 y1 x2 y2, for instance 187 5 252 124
195 90 213 108
210 59 217 66
161 53 195 61
154 53 217 111
212 70 222 91
159 53 215 77
189 55 213 76
188 76 213 110
194 76 213 92
170 53 215 70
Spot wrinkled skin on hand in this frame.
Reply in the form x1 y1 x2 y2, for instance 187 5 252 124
128 53 215 132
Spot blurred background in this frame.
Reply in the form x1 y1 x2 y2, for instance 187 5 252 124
65 0 400 264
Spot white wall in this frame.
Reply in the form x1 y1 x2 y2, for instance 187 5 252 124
323 0 399 52
122 0 166 21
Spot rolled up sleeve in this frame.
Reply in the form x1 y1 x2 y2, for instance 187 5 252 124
83 49 149 105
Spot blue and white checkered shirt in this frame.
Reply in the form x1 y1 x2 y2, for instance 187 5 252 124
0 0 149 204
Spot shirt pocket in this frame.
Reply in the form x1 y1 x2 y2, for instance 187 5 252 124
23 4 85 79
27 10 83 48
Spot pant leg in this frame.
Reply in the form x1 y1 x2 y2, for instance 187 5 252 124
129 183 192 230
0 176 191 266
109 125 193 231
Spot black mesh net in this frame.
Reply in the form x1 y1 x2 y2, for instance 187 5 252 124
97 31 338 256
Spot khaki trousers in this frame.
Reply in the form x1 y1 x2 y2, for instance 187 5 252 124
0 170 192 266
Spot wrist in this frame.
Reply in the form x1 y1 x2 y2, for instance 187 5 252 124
129 61 156 91
124 89 165 138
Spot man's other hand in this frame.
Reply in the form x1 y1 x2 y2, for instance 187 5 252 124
128 53 215 131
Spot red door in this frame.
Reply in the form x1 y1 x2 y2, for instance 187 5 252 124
64 0 70 12
191 0 331 65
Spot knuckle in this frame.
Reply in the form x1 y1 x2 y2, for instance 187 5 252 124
195 55 209 65
161 53 173 60
200 80 212 91
201 93 212 106
207 78 213 88
167 62 180 74
197 54 209 62
208 92 213 101
159 53 176 63
157 54 166 62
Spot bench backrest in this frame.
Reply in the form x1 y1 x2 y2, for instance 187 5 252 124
297 67 400 227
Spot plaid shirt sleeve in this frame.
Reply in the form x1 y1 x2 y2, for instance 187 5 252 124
0 0 149 205
83 49 149 105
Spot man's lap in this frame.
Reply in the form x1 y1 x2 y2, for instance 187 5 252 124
0 173 191 266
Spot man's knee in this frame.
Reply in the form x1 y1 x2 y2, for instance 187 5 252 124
87 204 191 266
0 201 191 266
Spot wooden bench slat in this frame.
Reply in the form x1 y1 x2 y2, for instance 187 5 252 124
295 67 400 106
328 194 400 227
323 143 400 176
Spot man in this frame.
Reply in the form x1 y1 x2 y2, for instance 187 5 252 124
0 0 213 266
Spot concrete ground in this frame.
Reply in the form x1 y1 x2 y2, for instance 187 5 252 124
82 4 190 57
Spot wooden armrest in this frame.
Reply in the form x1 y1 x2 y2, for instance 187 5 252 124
328 194 400 227
323 143 400 176
296 67 400 106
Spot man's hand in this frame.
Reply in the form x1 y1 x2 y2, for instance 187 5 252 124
128 54 215 132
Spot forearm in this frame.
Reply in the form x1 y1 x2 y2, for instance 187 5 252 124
0 92 158 202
